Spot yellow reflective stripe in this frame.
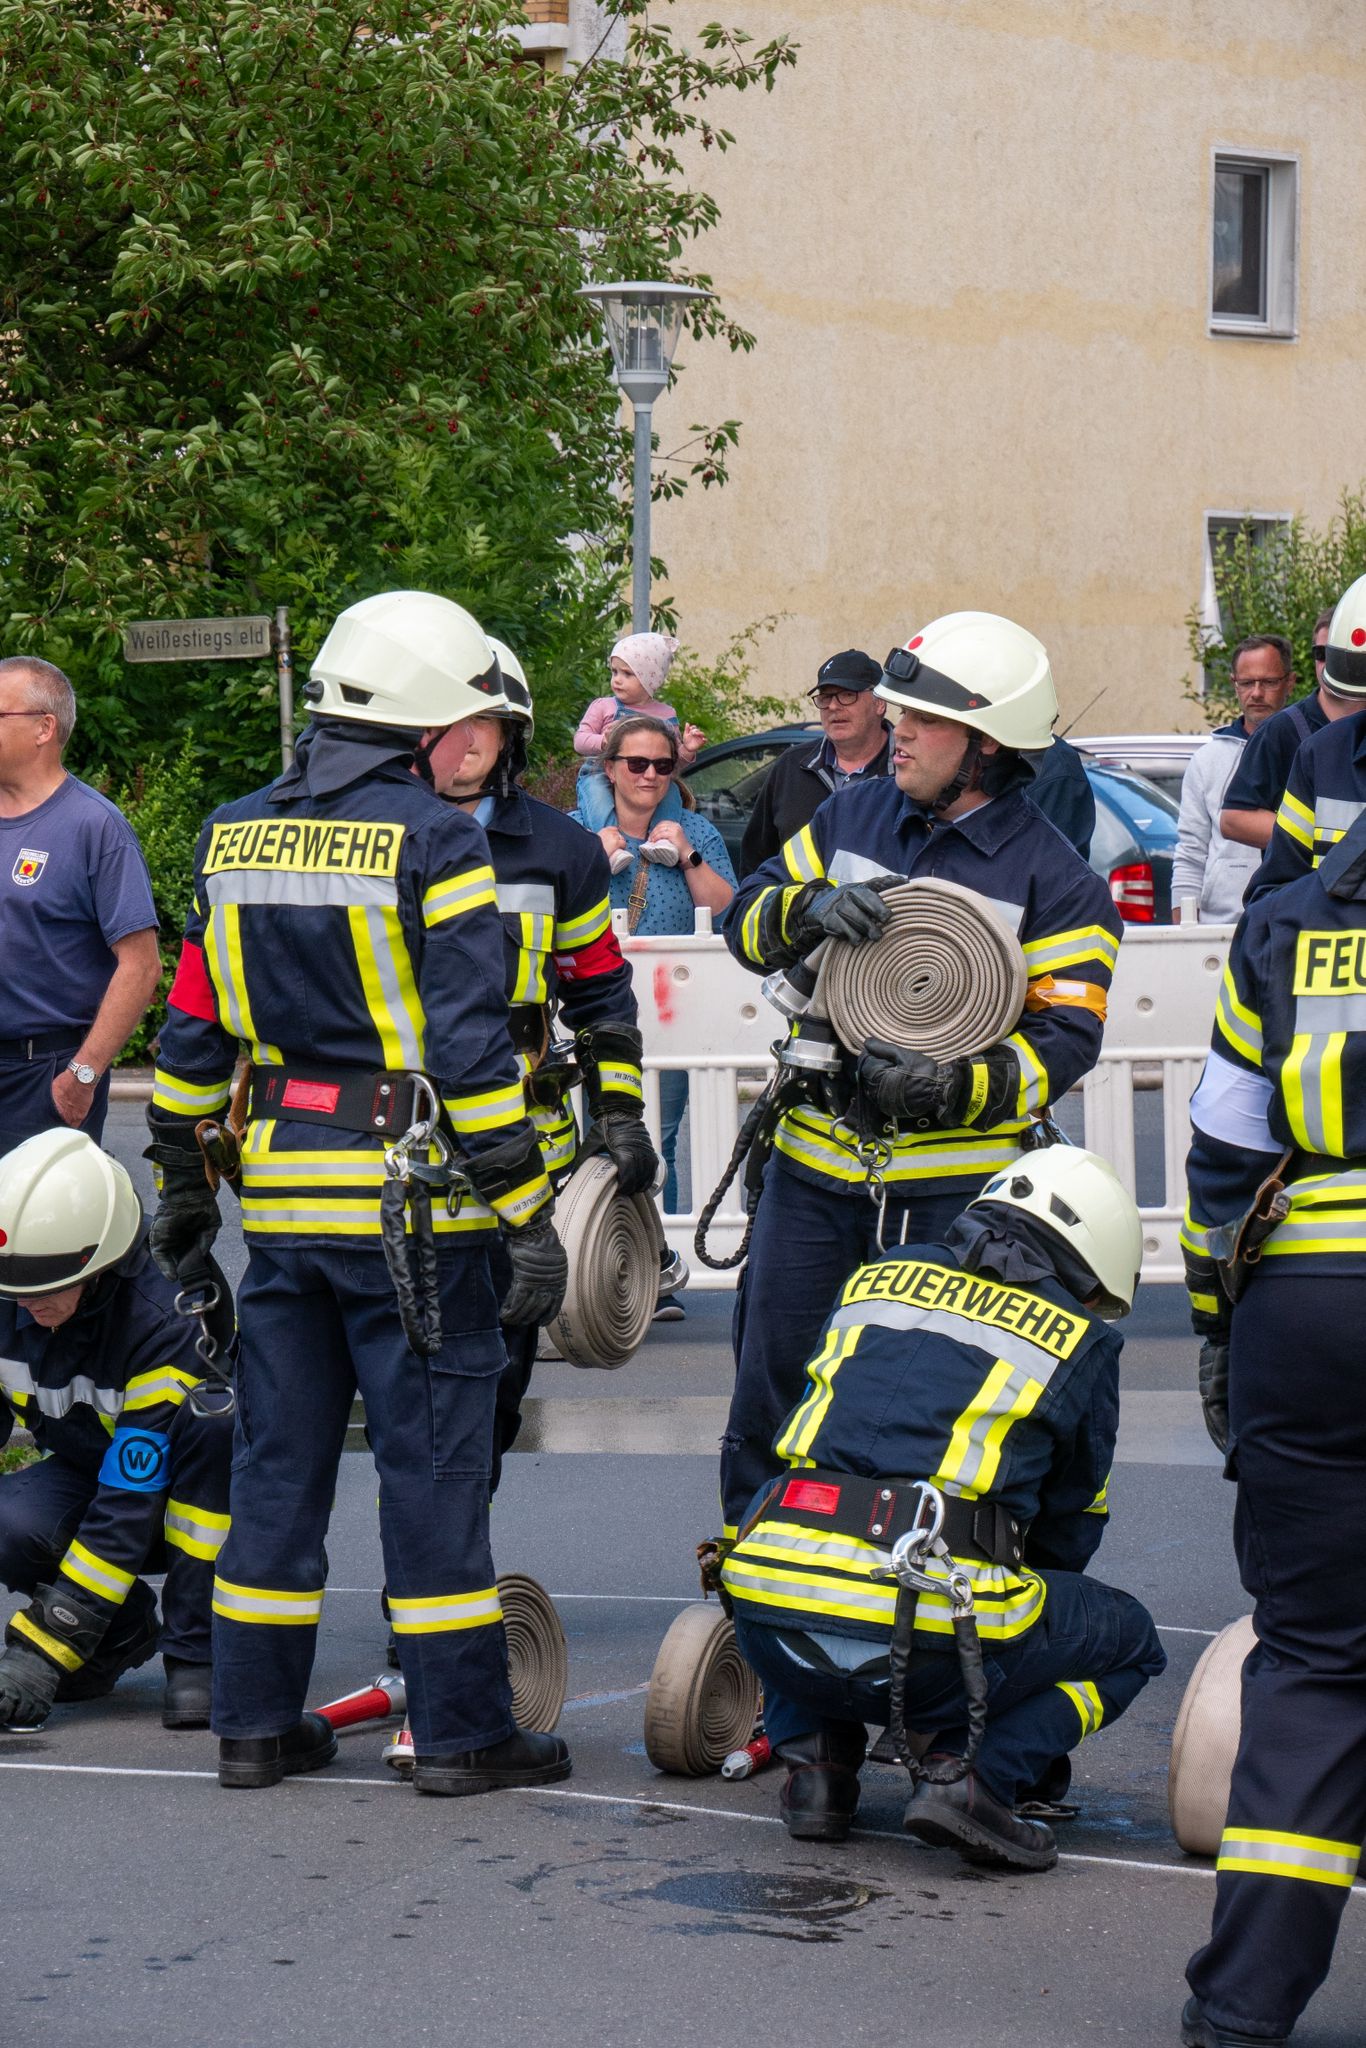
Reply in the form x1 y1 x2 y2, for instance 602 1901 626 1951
739 887 776 964
596 1061 642 1095
388 1587 503 1633
212 1578 324 1625
1281 1033 1313 1150
962 1060 991 1123
1021 924 1120 976
775 1327 860 1467
1058 1679 1105 1738
164 1499 230 1562
124 1365 202 1413
781 825 824 884
1189 1290 1219 1315
773 1109 1024 1185
1085 1474 1110 1515
936 1360 1046 1496
1218 1828 1360 1887
442 1083 526 1135
10 1611 86 1671
510 917 551 1005
1275 789 1314 849
60 1539 136 1603
1180 1204 1213 1257
1215 965 1263 1068
347 904 425 1070
555 898 610 948
204 904 281 1064
151 1071 232 1116
1321 1032 1346 1156
1005 1032 1049 1116
489 1174 551 1227
422 865 497 927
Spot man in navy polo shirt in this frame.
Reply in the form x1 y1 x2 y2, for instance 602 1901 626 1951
0 656 161 1154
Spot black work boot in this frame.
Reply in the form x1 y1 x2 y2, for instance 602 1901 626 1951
161 1657 213 1730
412 1726 571 1798
775 1728 867 1843
1180 1995 1288 2047
904 1767 1058 1871
54 1587 160 1702
218 1712 338 1789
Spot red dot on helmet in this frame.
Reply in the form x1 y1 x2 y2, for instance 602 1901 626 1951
907 635 924 650
0 1230 7 1247
1353 628 1366 647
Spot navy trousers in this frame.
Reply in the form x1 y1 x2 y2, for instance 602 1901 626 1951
1188 1269 1366 2039
736 1568 1164 1806
0 1045 110 1158
212 1242 515 1753
0 1404 231 1663
722 1158 982 1526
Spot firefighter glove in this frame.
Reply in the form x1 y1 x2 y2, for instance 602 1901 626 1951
789 877 898 953
1198 1340 1230 1453
144 1111 221 1284
856 1038 969 1128
0 1583 107 1730
0 1641 60 1731
501 1215 569 1328
593 1111 660 1198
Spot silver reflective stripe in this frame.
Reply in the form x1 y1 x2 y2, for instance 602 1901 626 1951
826 1300 1065 1383
723 1562 894 1618
389 1591 503 1630
1293 995 1366 1034
205 871 395 909
1292 1039 1332 1154
1315 798 1366 838
828 850 905 886
1269 1215 1366 1246
951 1361 1042 1492
357 906 423 1069
1219 1833 1359 1885
497 882 555 916
164 1505 227 1554
0 1358 123 1420
981 894 1026 934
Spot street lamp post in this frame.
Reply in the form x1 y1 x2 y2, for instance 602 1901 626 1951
579 281 711 633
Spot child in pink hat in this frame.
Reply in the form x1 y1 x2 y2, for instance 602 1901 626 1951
574 633 706 777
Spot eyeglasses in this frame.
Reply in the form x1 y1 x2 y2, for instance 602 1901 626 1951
1233 672 1289 688
807 686 865 709
614 756 674 777
0 709 46 720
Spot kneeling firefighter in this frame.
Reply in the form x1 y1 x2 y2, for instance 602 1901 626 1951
719 1146 1164 1868
0 1130 233 1732
428 637 659 1482
146 590 573 1796
717 613 1124 1534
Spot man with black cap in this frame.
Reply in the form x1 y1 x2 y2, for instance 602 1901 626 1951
739 650 891 875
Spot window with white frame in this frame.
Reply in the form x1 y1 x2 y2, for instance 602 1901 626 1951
1210 153 1298 338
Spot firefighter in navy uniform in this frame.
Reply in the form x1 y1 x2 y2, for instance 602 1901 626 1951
0 1130 232 1731
147 590 572 1797
432 637 658 1484
1247 575 1366 903
721 1146 1163 1867
1179 804 1366 2045
718 612 1123 1533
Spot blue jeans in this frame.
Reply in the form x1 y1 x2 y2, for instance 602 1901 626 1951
659 1069 689 1215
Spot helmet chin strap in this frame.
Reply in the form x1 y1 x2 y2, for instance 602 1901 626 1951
931 729 983 814
411 729 444 787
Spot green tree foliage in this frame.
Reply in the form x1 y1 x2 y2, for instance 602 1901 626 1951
0 1 797 804
1185 491 1366 724
89 741 207 1059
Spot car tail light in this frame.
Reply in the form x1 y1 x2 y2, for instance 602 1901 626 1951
1109 862 1155 923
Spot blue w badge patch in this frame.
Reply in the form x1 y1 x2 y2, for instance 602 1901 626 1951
99 1428 171 1493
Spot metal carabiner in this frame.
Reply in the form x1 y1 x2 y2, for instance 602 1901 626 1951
871 1480 946 1590
173 1279 236 1418
384 1072 443 1182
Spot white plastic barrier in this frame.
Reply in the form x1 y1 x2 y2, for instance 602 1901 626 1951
618 914 1234 1289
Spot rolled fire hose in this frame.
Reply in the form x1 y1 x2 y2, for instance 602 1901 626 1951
381 1574 568 1774
542 1154 668 1370
643 1603 762 1776
1168 1614 1256 1855
815 877 1028 1061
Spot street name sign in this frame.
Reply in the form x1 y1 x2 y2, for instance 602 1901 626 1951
123 616 273 662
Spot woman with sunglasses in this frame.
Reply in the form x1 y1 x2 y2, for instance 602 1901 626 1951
572 716 736 1315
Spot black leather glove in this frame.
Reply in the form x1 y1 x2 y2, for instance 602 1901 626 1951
0 1583 107 1730
501 1215 569 1328
1198 1340 1230 1453
593 1110 660 1198
144 1112 220 1284
856 1037 969 1128
789 876 899 952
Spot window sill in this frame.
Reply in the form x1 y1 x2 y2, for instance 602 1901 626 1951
1207 321 1298 343
510 24 572 51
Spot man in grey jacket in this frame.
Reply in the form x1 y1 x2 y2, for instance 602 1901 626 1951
1173 636 1293 922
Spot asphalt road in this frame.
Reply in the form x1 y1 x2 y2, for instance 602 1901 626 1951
2 1107 1361 2046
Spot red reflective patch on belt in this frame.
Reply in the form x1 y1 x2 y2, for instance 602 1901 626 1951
780 1479 841 1515
282 1079 341 1113
167 941 218 1023
555 928 625 982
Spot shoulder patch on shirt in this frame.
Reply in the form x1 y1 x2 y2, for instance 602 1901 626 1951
11 848 48 887
99 1427 171 1493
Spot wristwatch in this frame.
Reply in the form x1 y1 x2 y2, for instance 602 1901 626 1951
686 848 703 869
67 1060 97 1086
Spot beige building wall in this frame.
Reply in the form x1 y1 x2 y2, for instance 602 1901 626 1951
646 0 1366 732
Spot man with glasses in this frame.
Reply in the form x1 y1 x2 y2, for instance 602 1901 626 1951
1246 577 1366 903
739 650 892 876
0 656 161 1156
1220 612 1343 853
1173 635 1294 921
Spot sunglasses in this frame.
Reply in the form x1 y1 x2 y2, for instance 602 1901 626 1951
614 755 674 777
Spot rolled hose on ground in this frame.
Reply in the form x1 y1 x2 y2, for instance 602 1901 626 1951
1168 1614 1256 1855
499 1573 569 1733
815 877 1028 1060
643 1603 762 1776
542 1154 670 1370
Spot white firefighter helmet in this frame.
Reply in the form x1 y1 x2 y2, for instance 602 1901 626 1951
1322 574 1366 700
0 1130 143 1296
877 611 1058 753
307 591 505 730
970 1145 1143 1319
485 637 535 732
